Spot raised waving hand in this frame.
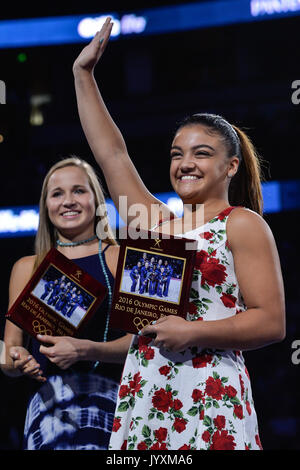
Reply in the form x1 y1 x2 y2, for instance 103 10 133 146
73 17 173 230
73 17 113 73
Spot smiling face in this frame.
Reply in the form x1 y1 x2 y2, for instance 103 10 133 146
46 165 96 239
170 124 239 205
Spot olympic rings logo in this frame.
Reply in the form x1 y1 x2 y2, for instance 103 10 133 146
133 316 151 331
32 320 53 336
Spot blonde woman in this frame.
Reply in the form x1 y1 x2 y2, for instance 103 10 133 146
2 157 132 450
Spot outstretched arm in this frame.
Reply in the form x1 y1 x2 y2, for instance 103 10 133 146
73 17 172 229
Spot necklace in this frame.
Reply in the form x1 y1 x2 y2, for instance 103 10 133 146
56 235 97 247
93 238 113 371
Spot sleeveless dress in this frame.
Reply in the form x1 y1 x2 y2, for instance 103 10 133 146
23 245 126 450
109 207 262 450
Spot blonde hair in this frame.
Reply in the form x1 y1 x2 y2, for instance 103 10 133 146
34 157 117 270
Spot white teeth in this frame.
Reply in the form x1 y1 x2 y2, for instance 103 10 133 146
62 211 79 216
180 176 199 180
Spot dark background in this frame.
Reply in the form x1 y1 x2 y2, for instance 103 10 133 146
0 0 299 450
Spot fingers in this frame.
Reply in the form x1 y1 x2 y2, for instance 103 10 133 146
37 334 56 345
39 345 54 357
140 321 157 338
96 17 113 50
15 355 46 382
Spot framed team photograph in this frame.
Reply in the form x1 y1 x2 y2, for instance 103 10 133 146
31 264 97 328
109 229 198 335
6 248 107 338
119 248 185 305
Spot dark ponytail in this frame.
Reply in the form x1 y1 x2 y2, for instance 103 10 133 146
175 113 264 216
230 125 263 216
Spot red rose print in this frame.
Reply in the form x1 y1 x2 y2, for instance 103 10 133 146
173 418 187 433
195 250 208 269
112 417 121 432
202 430 211 443
137 441 148 450
172 399 183 411
239 374 245 399
138 335 152 347
211 430 236 450
197 255 228 287
129 372 142 396
121 440 127 450
213 415 226 430
233 404 243 419
218 207 233 220
220 293 237 308
179 444 191 450
143 348 155 360
150 442 168 450
152 388 173 412
224 385 237 398
205 376 225 400
199 409 205 420
199 231 214 240
192 353 213 369
154 427 168 443
192 389 203 403
159 365 171 376
255 434 263 449
188 302 199 316
119 385 130 399
246 400 252 416
150 442 160 450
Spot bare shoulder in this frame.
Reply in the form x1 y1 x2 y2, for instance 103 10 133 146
103 243 120 278
227 207 275 250
11 255 36 278
8 255 36 307
105 243 120 258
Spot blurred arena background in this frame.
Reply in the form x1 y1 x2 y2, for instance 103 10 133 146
0 0 299 450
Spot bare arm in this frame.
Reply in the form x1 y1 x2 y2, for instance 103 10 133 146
141 208 286 351
73 17 172 229
38 333 133 369
2 256 46 381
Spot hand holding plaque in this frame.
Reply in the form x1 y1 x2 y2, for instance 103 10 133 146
6 248 107 339
109 229 197 335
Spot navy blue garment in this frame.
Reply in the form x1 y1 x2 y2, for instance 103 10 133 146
24 246 126 450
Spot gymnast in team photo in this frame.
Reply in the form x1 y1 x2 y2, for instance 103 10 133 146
32 266 94 327
121 249 184 304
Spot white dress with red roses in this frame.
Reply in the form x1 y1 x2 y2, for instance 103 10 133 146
109 206 262 450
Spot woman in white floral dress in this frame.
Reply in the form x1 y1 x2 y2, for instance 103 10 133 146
73 18 286 450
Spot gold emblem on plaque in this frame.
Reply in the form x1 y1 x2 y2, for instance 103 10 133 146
133 317 151 331
153 239 162 248
32 320 52 336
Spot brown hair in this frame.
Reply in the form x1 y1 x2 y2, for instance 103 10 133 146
175 113 264 216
